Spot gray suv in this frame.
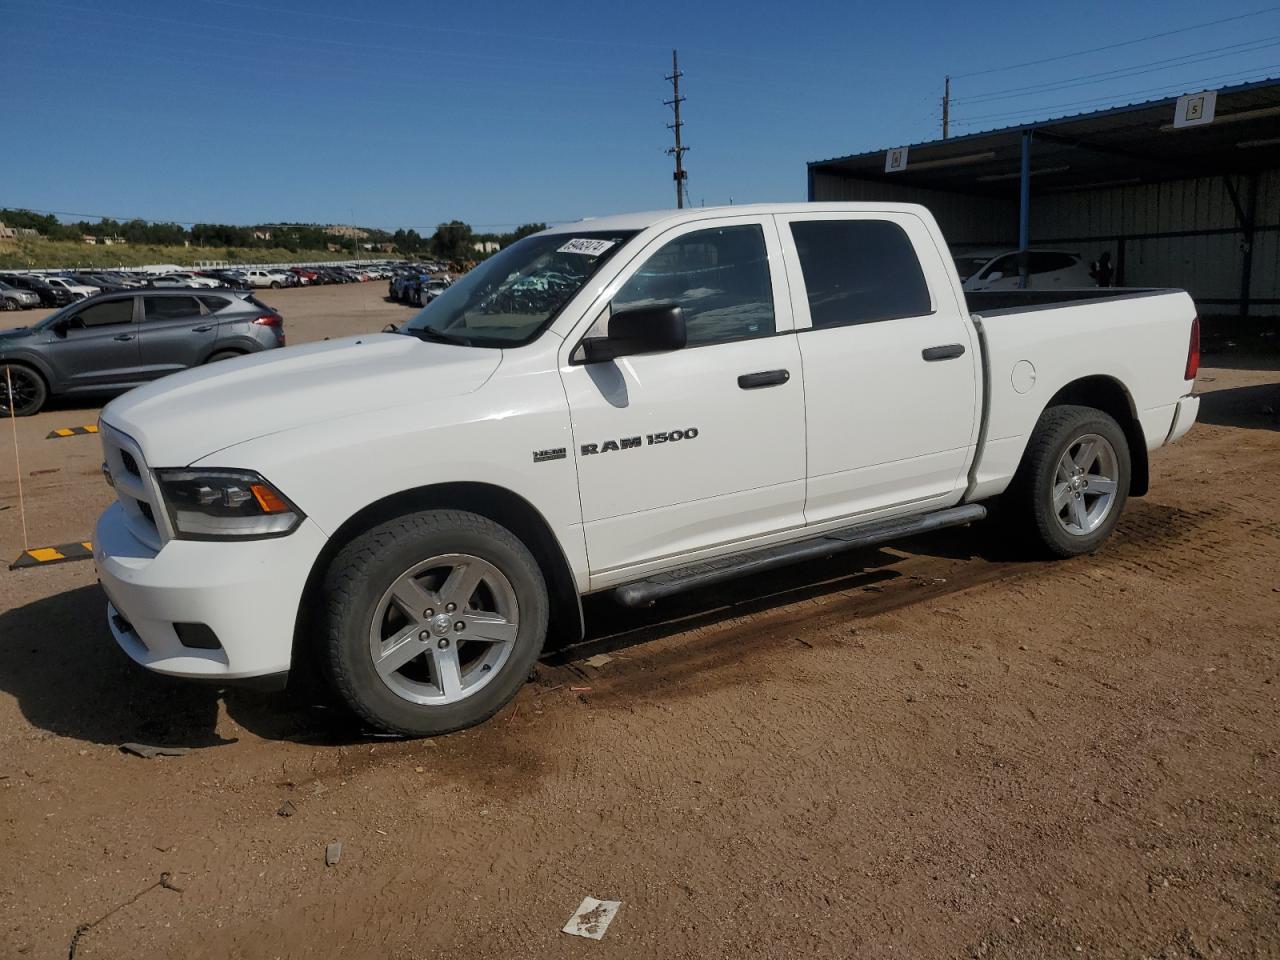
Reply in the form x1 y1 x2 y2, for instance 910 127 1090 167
0 289 285 416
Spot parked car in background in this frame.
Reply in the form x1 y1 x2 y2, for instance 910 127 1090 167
149 275 203 288
88 203 1198 736
954 248 1093 291
290 267 319 285
245 268 291 288
0 289 285 416
0 280 41 311
70 272 132 292
0 274 75 307
45 276 99 299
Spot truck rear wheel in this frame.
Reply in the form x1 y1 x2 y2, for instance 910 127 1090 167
1008 404 1130 558
320 509 548 736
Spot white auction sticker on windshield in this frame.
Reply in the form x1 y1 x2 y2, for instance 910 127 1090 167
557 238 616 256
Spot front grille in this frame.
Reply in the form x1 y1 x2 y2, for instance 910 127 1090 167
121 450 140 477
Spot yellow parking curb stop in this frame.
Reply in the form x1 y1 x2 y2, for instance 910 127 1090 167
46 424 99 440
10 541 94 570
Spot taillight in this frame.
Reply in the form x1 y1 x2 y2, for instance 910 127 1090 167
252 313 281 327
1184 316 1200 381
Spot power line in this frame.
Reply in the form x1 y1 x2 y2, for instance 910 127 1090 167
952 65 1280 128
955 34 1280 104
952 4 1280 78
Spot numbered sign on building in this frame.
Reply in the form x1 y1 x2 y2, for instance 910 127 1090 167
1173 91 1217 128
885 147 909 173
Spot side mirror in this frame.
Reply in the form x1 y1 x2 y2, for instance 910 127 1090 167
382 322 399 334
50 318 70 337
581 303 686 364
986 271 1004 281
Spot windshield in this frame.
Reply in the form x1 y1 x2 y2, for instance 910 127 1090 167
952 256 992 281
401 230 637 347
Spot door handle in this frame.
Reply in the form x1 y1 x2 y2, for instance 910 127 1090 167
192 325 213 333
737 369 790 389
922 344 965 362
113 334 136 342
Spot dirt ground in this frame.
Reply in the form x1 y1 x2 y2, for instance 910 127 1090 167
1 284 1277 959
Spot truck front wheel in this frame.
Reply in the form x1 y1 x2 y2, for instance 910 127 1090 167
1008 404 1130 558
320 509 549 736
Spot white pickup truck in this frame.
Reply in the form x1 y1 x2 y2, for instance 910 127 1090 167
94 203 1200 736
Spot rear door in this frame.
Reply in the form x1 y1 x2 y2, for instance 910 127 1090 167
775 212 980 525
43 295 141 388
139 294 216 378
559 216 807 583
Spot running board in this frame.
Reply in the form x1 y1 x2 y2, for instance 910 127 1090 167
612 504 988 608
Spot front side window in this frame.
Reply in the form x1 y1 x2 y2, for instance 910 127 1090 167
401 230 636 347
70 299 133 328
790 219 932 328
609 224 775 347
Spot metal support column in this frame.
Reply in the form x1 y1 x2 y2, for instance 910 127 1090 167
1018 130 1033 289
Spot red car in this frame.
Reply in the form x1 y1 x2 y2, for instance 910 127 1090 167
290 267 319 285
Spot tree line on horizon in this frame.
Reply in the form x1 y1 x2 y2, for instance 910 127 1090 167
0 209 547 261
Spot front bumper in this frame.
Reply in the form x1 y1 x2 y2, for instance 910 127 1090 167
93 502 328 680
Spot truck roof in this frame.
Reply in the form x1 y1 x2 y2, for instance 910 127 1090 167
540 202 933 235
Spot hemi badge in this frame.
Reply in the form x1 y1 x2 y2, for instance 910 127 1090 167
532 447 566 463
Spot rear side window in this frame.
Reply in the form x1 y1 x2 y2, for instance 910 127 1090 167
70 299 134 328
611 224 775 347
199 295 233 313
790 220 931 329
144 295 202 320
1031 252 1078 274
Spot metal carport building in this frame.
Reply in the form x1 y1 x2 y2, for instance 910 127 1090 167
807 77 1280 321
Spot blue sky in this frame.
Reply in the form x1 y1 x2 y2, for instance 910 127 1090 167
5 0 1279 232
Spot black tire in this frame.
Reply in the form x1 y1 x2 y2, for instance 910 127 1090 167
1005 404 1130 558
0 297 17 312
205 350 243 363
320 509 549 736
0 363 48 417
270 281 282 289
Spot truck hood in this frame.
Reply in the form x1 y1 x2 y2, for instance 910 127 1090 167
101 333 503 466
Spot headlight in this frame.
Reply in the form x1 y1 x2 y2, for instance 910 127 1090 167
155 469 303 539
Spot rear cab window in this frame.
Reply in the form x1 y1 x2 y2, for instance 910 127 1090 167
788 219 932 328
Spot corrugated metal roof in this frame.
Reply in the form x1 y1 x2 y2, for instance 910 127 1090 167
810 77 1280 194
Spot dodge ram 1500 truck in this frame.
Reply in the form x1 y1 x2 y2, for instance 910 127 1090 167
94 203 1200 735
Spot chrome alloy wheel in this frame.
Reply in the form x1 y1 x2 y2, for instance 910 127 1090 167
1052 433 1120 536
368 553 519 706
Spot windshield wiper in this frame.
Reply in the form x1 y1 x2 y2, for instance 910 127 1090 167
404 325 472 347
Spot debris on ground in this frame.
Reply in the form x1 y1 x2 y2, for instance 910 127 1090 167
562 896 621 940
276 800 297 818
569 686 592 692
325 842 342 866
119 743 193 760
583 653 614 668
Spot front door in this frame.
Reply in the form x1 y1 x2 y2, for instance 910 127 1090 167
559 216 806 584
140 294 216 378
43 296 141 389
775 212 980 525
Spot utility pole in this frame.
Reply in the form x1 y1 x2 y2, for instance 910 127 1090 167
665 49 688 209
942 75 951 139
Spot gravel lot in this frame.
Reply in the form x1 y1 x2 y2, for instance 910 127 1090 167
1 283 1277 959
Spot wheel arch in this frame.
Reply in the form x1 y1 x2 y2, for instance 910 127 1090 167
293 481 584 670
1041 375 1148 496
0 353 56 394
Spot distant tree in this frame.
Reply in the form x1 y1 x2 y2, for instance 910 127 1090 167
430 220 474 261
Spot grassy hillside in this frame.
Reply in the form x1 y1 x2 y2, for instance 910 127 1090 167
0 237 369 270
